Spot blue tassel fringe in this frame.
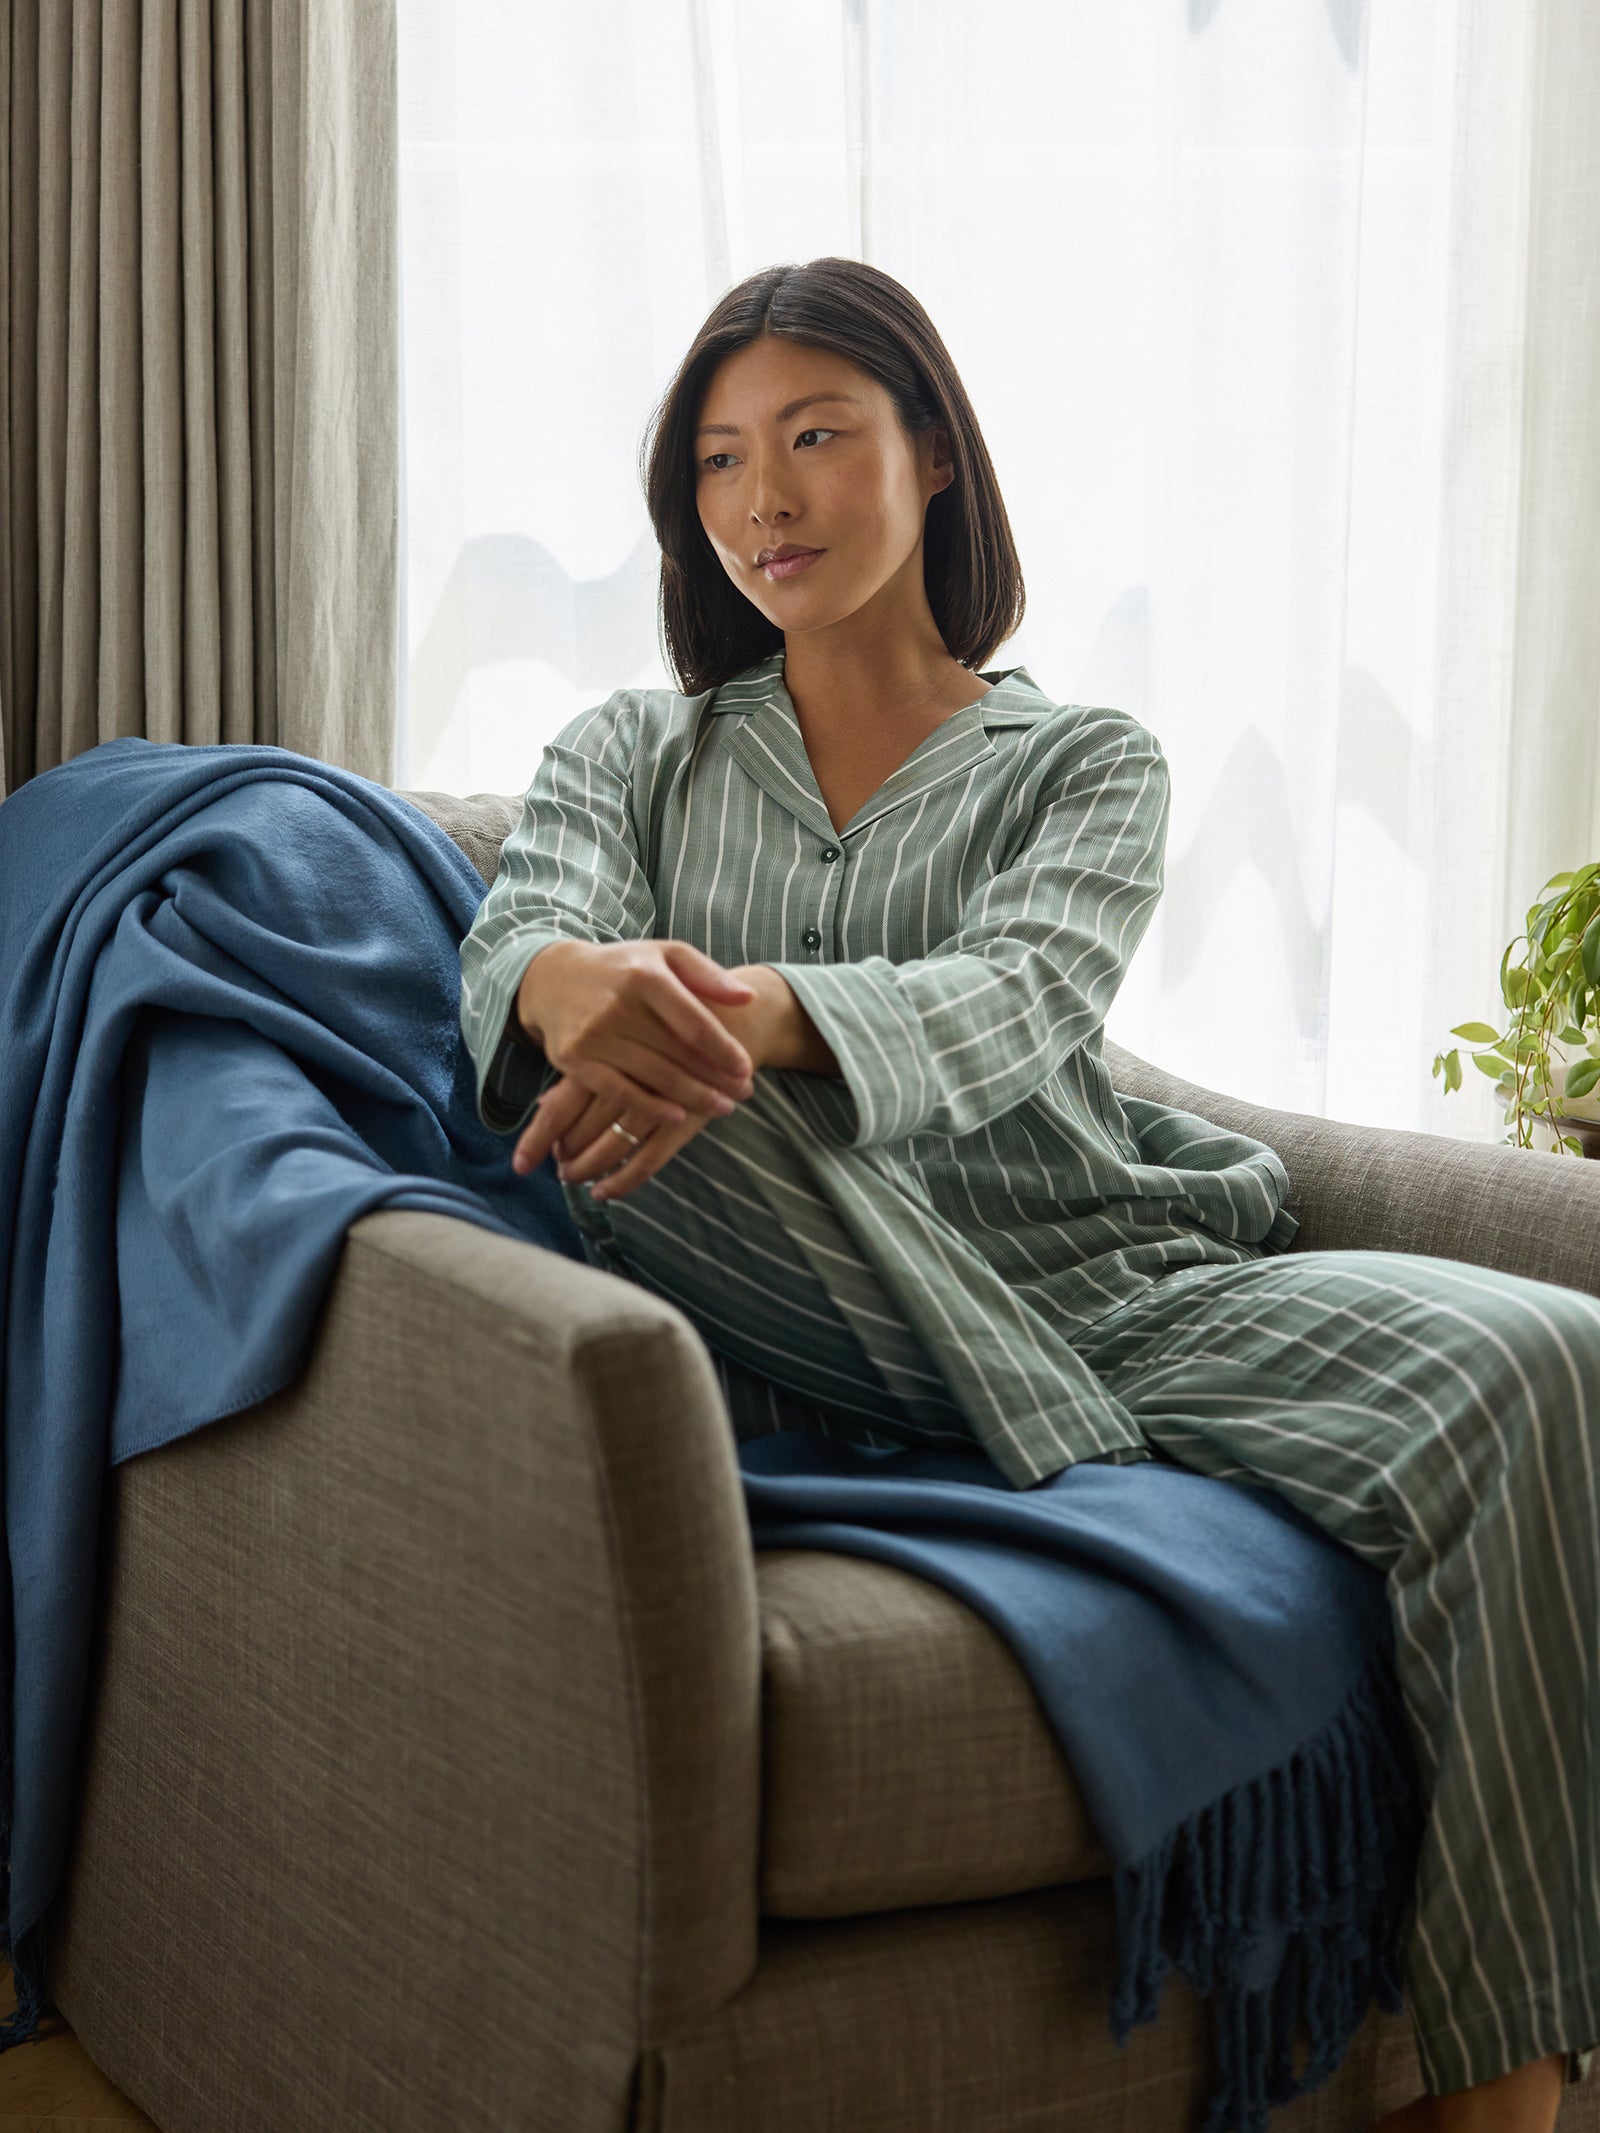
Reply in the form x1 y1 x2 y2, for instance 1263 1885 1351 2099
0 1925 42 2052
1109 1643 1426 2133
0 1731 45 2052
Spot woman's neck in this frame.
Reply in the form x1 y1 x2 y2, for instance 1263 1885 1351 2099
780 641 990 739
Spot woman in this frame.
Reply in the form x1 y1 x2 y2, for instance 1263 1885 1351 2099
458 257 1597 2131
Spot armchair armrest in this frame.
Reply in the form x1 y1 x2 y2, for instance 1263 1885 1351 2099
46 1210 760 2133
1104 1040 1600 1300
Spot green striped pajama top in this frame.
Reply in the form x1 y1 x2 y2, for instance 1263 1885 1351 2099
458 647 1302 1485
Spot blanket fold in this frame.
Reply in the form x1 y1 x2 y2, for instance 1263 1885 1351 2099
0 740 1424 2133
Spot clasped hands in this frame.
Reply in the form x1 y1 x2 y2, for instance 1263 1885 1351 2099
507 938 796 1203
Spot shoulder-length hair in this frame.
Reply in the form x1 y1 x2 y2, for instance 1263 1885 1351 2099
640 258 1026 698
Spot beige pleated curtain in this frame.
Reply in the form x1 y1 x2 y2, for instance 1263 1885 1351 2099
0 0 398 801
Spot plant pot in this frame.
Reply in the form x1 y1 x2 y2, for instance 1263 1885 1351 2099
1516 1099 1600 1157
1509 1054 1600 1157
1548 1113 1600 1159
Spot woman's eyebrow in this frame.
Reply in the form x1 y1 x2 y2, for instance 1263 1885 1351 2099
695 392 863 439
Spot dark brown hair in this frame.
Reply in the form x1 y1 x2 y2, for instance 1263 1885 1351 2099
639 258 1026 698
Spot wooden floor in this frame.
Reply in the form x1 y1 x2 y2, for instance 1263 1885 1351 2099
0 1964 155 2130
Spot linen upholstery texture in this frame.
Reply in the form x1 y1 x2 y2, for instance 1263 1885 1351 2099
758 1549 1112 1916
39 789 1600 2131
0 0 399 798
47 1208 761 2127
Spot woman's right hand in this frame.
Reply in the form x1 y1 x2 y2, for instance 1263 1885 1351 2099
515 937 759 1128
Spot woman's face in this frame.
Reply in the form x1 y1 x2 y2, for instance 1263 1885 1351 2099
693 335 953 638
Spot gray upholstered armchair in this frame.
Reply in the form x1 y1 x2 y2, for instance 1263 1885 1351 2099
41 790 1600 2131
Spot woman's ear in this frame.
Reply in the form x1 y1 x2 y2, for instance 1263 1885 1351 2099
926 424 957 497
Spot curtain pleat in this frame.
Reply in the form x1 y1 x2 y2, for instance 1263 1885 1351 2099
60 0 101 760
177 0 223 741
0 4 11 780
212 1 256 745
244 0 278 750
139 0 184 745
0 4 39 791
0 0 397 800
31 1 69 767
98 0 143 740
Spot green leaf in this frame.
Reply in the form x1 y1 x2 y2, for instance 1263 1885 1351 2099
1503 968 1534 1012
1531 895 1570 947
1582 915 1600 986
1449 1021 1502 1044
1563 1057 1600 1100
1471 1050 1510 1079
1544 872 1576 891
1557 1024 1588 1045
1446 1053 1462 1093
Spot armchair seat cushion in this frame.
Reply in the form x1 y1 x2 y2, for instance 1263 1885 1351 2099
756 1549 1113 1918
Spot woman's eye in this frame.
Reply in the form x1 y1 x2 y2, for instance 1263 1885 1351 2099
701 428 835 472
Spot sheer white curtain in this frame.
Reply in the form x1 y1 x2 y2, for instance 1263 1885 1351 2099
396 0 1600 1140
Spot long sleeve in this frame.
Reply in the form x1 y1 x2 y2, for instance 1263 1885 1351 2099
459 691 657 1133
772 723 1169 1150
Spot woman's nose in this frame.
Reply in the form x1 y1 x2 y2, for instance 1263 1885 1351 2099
742 451 800 523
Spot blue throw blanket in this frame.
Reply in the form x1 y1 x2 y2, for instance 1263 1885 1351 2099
742 1436 1424 2130
0 739 1424 2133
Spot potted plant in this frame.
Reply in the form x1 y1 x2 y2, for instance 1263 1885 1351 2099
1433 861 1600 1157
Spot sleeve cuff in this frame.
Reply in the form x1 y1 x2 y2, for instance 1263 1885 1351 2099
481 1016 559 1135
466 929 573 1134
767 958 932 1148
1263 1202 1301 1253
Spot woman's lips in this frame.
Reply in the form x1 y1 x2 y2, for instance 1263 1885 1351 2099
762 549 824 580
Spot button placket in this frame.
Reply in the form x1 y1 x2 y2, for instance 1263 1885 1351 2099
806 842 842 959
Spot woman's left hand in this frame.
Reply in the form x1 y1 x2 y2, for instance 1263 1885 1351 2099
522 1072 728 1202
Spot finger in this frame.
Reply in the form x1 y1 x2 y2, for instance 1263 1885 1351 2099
516 1071 671 1175
558 1118 651 1188
552 1086 635 1170
651 949 757 1081
512 1079 591 1175
546 1066 695 1168
551 1090 618 1165
587 1109 713 1204
603 1032 752 1114
662 940 757 1000
543 1057 693 1138
550 1033 745 1119
554 1077 706 1186
509 1083 580 1168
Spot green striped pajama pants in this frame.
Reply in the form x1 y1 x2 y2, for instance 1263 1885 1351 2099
556 1075 1600 2099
